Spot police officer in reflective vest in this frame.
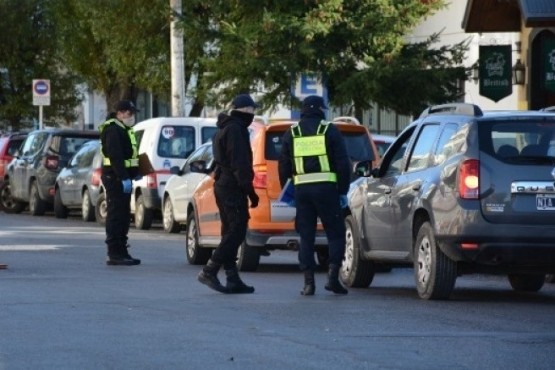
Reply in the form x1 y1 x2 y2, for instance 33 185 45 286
279 95 350 295
99 100 141 266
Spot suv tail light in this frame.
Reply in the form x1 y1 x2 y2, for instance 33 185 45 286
44 155 60 170
145 173 157 189
253 164 267 189
458 159 480 199
91 168 102 186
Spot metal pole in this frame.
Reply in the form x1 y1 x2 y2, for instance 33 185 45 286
170 0 185 117
39 105 43 130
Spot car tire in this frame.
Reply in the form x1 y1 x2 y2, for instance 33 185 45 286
185 211 211 265
340 215 375 288
95 192 107 225
414 222 457 300
29 181 46 216
0 181 25 214
237 242 260 272
163 197 180 234
53 188 68 219
508 274 545 292
134 195 153 230
81 189 95 222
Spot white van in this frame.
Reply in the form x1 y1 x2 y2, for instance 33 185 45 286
131 117 217 229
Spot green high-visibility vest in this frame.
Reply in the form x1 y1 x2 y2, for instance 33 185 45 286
291 120 337 185
98 119 139 168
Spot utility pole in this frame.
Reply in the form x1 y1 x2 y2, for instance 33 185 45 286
170 0 185 117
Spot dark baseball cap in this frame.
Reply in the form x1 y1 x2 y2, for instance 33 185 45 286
231 94 259 109
302 95 327 109
115 100 139 113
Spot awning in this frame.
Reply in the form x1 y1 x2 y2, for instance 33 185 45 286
463 0 555 33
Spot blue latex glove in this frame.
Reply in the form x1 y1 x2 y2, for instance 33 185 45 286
340 194 348 209
122 179 132 194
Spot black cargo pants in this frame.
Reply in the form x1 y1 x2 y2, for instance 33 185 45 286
102 173 132 258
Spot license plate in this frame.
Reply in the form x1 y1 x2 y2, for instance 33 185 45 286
536 194 555 210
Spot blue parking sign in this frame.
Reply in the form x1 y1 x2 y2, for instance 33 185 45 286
291 73 328 119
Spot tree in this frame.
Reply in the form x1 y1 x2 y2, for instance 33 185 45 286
0 0 82 130
180 0 468 117
50 0 171 112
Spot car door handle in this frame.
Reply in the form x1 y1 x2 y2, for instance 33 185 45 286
412 184 421 191
384 188 392 194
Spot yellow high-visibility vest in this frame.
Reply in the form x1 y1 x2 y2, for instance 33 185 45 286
291 120 337 185
98 119 139 168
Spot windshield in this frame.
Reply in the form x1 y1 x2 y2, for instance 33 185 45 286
157 125 195 159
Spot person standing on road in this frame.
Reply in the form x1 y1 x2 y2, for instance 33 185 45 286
197 94 259 294
99 100 141 266
278 95 350 296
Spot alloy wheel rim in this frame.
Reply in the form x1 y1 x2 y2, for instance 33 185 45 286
163 200 172 230
342 224 354 276
82 192 90 216
417 236 432 285
187 219 196 257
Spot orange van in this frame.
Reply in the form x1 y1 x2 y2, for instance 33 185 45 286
184 116 381 271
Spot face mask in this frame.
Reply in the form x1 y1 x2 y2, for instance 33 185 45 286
122 116 135 127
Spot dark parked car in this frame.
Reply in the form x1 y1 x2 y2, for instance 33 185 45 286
54 140 103 221
1 128 99 215
342 103 555 300
0 132 27 211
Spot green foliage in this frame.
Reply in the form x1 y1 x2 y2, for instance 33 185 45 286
0 0 82 130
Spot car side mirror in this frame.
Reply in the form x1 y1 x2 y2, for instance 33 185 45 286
169 165 182 175
189 159 213 174
353 160 372 177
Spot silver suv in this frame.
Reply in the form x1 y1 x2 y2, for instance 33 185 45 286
342 103 555 300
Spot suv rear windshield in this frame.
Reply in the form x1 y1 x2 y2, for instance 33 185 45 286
157 125 195 159
479 120 555 163
264 130 374 162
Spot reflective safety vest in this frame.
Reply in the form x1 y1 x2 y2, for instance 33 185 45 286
98 119 139 168
291 120 337 185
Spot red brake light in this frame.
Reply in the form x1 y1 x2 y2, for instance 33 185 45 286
253 164 267 189
45 155 60 170
145 173 157 189
91 168 102 186
458 159 480 199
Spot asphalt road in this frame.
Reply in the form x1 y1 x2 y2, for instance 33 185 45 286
1 212 555 370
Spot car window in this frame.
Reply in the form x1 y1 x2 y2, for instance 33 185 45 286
70 144 97 168
342 131 374 162
183 144 208 173
381 126 415 177
265 130 287 160
201 127 217 144
21 132 47 156
157 125 195 159
433 123 459 165
406 124 440 173
55 137 94 157
7 138 25 156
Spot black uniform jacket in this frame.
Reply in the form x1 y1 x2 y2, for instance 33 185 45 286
100 120 139 181
212 110 256 196
278 108 350 195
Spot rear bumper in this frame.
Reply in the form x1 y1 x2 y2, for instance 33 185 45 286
246 229 328 249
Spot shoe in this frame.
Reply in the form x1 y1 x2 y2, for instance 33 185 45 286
225 267 255 294
198 259 228 293
301 270 315 296
123 253 141 265
106 256 141 266
324 264 348 295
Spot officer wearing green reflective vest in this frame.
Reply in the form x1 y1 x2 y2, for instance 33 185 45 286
278 95 350 296
99 100 141 266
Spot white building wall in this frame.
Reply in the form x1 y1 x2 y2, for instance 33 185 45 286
408 1 520 110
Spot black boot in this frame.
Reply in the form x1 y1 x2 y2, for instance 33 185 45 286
198 259 228 293
225 267 255 294
301 270 315 296
324 264 348 295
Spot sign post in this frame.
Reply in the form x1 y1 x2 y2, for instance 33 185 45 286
32 79 51 129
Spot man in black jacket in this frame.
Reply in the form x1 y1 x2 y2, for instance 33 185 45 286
279 95 350 296
197 94 259 294
99 100 141 266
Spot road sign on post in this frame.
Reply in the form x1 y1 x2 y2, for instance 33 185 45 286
290 73 328 119
32 79 50 130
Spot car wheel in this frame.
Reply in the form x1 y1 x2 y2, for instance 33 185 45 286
95 192 107 225
29 181 46 216
0 181 25 214
508 274 545 292
53 188 68 219
163 197 180 234
414 222 457 300
237 242 260 272
340 215 374 288
185 211 211 265
81 189 95 222
134 195 153 230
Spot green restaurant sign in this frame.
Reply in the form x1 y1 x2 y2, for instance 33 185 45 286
479 45 512 102
543 38 555 93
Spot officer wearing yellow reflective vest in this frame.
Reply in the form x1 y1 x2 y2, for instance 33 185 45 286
278 95 350 295
99 100 141 266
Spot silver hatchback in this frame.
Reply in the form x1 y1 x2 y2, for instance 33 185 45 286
343 103 555 300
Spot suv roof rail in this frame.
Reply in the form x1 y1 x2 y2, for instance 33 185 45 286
540 106 555 112
332 116 361 125
419 103 483 119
